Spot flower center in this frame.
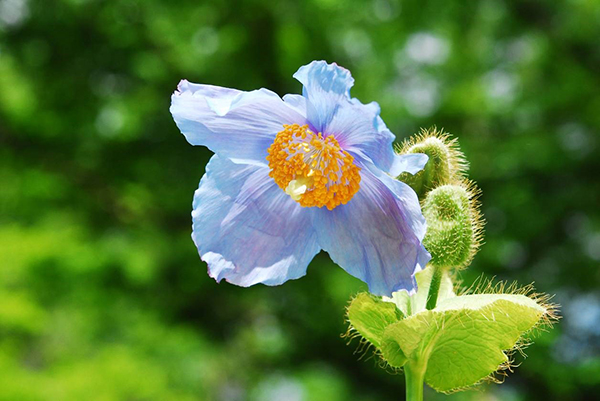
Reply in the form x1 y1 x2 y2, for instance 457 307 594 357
266 124 361 210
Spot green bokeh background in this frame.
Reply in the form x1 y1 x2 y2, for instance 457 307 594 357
1 0 599 400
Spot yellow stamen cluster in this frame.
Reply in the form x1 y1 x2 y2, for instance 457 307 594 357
266 124 361 210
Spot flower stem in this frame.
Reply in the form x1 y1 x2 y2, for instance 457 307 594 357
425 265 443 310
404 362 426 401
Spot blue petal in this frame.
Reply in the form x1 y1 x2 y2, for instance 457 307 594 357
312 163 430 296
192 156 320 286
389 153 429 177
171 80 307 165
294 61 406 174
323 99 399 173
282 93 307 116
293 60 354 133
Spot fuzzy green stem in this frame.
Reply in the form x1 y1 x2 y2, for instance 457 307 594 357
425 266 443 310
404 362 426 401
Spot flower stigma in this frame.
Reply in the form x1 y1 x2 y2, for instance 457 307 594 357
267 124 361 210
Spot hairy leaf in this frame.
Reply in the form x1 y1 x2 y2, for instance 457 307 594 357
347 293 405 349
382 294 546 392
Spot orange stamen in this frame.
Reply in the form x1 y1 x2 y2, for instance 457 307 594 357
266 124 361 210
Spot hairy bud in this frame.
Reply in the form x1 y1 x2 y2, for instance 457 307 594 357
422 182 484 270
397 128 467 199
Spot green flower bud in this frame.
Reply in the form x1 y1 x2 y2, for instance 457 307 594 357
422 182 484 270
397 128 468 199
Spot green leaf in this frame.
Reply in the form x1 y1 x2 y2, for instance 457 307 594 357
381 294 546 392
347 293 404 349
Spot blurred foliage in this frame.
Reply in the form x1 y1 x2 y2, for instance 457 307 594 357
1 0 599 400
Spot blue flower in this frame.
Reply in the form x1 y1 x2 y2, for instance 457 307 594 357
170 61 430 296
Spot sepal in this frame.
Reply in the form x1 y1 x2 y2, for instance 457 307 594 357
421 182 484 270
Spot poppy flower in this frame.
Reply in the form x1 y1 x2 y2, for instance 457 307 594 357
170 61 430 296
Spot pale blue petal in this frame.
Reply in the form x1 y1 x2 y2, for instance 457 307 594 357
371 165 428 241
323 99 399 173
293 60 354 133
192 156 320 286
171 80 307 165
294 61 409 174
312 164 430 296
282 93 307 116
389 153 429 177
